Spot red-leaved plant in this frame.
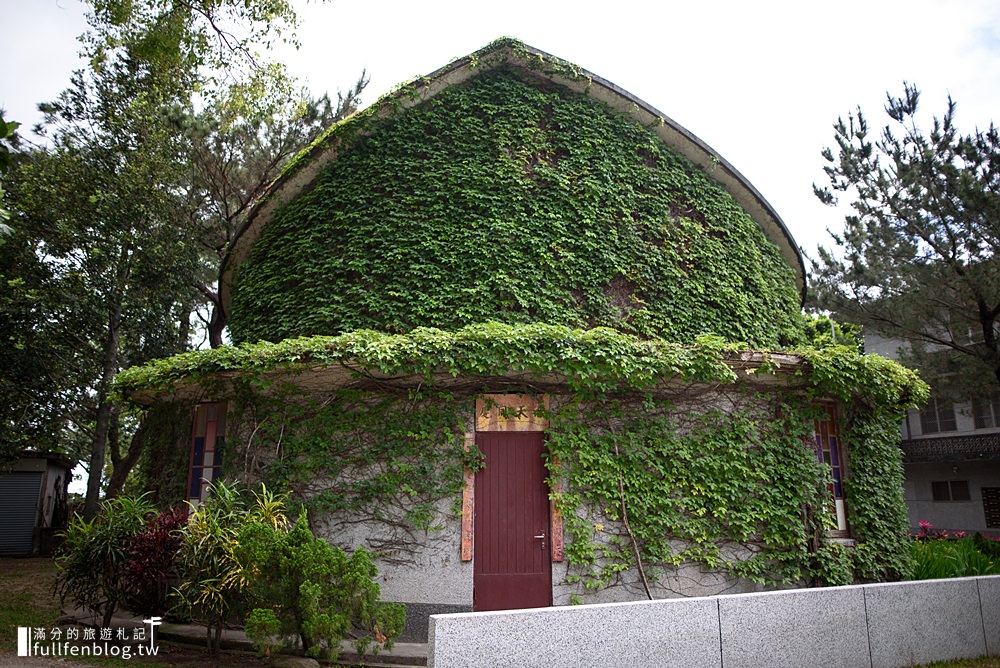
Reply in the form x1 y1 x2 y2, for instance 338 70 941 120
122 507 188 615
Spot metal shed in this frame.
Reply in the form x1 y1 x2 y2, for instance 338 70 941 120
0 452 73 555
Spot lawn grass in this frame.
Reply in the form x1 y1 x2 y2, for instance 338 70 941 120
0 556 62 639
0 556 217 666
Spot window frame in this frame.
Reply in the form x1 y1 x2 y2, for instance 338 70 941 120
973 395 1000 430
187 402 227 504
919 397 958 435
931 480 971 502
814 401 849 538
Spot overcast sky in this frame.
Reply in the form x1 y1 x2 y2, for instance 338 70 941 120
3 0 1000 261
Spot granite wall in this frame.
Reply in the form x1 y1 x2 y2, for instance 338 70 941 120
429 575 1000 668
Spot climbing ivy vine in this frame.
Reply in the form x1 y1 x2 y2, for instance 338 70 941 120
228 65 802 347
117 324 926 591
231 386 481 547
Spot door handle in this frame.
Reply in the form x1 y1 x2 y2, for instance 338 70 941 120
533 533 545 539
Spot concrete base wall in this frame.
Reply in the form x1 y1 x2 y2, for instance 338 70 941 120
429 576 1000 668
312 495 472 607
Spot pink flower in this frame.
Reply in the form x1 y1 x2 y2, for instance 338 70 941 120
918 520 933 530
955 531 967 538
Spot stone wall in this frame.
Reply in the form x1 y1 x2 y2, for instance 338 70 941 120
429 575 1000 668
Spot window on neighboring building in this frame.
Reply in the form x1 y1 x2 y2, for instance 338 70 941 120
188 403 226 503
919 398 957 434
814 401 848 536
931 480 971 502
973 395 1000 429
983 488 1000 528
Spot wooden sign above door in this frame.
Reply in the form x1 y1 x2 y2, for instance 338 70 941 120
475 394 549 432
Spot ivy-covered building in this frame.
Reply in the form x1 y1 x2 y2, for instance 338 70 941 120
119 39 925 639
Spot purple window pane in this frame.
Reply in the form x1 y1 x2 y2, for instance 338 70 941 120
188 467 202 499
192 436 205 466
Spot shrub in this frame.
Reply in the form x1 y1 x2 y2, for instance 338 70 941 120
244 608 282 658
173 481 275 655
910 528 1000 580
237 513 405 660
974 533 1000 559
54 495 155 626
121 507 187 615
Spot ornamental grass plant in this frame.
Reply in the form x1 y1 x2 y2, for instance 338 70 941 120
910 522 1000 580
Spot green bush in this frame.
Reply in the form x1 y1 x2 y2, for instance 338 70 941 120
173 481 287 655
238 514 405 660
54 495 155 626
173 480 401 659
244 608 282 657
974 533 1000 559
910 537 1000 580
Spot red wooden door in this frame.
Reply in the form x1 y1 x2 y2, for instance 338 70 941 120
473 431 552 611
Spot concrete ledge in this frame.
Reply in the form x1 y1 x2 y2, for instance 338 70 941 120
980 576 1000 656
429 575 1000 668
718 585 869 668
864 578 987 667
429 597 720 668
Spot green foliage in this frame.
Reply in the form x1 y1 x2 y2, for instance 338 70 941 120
173 481 267 655
54 480 401 661
174 481 401 658
974 532 1000 559
119 322 925 591
85 0 306 114
3 0 361 506
798 344 928 412
54 494 156 626
244 608 282 657
238 514 405 659
801 313 863 352
229 67 802 347
799 344 927 581
0 113 18 229
0 228 93 464
812 83 1000 390
911 537 1000 580
123 403 196 503
810 541 854 586
13 18 210 515
839 410 914 581
546 398 838 589
115 322 740 399
238 387 477 531
185 80 369 347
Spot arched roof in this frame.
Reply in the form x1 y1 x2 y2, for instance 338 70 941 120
220 38 805 319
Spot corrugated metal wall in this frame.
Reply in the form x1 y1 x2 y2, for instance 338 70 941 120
0 471 43 555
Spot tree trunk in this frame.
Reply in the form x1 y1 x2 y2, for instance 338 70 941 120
105 414 150 499
208 300 225 349
195 283 226 348
83 301 122 520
